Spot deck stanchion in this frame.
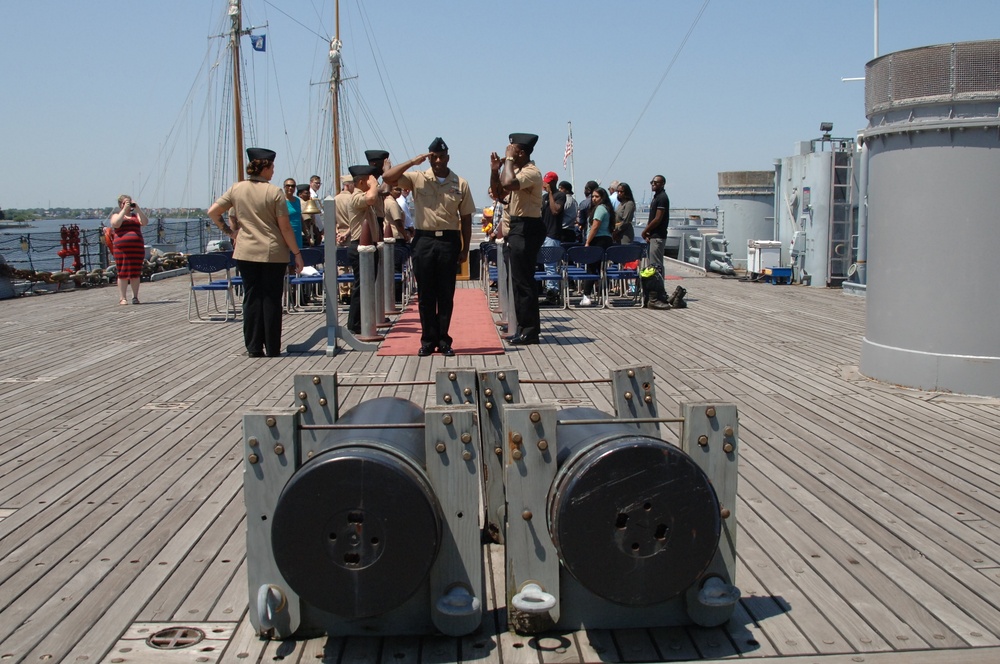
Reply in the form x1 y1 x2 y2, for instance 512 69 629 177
357 244 382 342
381 238 398 316
496 239 516 334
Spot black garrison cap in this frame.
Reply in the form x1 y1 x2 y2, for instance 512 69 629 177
508 133 538 150
428 137 448 152
365 149 390 162
246 147 276 161
348 164 378 178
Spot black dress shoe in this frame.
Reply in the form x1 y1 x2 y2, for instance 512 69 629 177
508 335 539 346
438 344 455 356
245 350 264 357
418 344 434 357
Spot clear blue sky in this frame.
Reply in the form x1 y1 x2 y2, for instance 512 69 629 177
3 0 999 211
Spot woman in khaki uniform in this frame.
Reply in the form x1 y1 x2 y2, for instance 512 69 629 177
208 147 304 357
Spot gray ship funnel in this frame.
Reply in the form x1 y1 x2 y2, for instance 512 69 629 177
717 171 775 270
859 39 1000 397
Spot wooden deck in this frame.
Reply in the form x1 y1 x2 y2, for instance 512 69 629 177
1 265 999 664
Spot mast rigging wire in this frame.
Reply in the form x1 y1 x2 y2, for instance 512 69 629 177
600 0 711 184
353 0 415 158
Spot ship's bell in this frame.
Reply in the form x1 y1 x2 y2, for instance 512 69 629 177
301 198 322 216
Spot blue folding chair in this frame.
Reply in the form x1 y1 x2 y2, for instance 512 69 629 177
564 245 605 309
335 246 354 308
603 243 645 308
187 253 236 322
287 246 326 313
481 242 499 296
393 241 414 306
533 244 566 306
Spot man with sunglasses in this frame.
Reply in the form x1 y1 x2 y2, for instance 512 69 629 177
642 175 670 276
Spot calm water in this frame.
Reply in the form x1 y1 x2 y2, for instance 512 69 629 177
0 217 216 273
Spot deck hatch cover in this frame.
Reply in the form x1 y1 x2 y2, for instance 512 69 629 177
145 626 205 650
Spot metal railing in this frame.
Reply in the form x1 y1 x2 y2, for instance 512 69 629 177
0 218 223 274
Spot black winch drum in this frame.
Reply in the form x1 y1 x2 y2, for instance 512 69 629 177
270 397 442 618
548 408 721 605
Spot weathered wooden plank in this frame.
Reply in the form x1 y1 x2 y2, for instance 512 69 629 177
735 412 1000 641
177 515 247 622
2 271 1000 664
138 486 245 622
208 558 249 623
737 559 820 656
33 457 244 663
727 389 1000 622
218 615 268 663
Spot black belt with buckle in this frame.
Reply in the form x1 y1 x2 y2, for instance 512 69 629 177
414 229 459 238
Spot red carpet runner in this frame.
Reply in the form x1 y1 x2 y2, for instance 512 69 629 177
377 288 504 356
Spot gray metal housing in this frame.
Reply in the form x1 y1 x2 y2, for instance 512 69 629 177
859 39 1000 397
717 171 776 269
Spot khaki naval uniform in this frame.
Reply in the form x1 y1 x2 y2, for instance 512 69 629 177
505 162 545 341
343 189 379 333
212 176 289 357
215 177 290 263
396 167 476 350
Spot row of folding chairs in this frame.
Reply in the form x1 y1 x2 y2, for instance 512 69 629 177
480 241 647 310
187 244 414 322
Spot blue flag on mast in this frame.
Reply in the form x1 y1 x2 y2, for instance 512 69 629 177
250 34 266 52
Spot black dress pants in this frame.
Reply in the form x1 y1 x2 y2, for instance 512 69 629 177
411 231 461 348
506 216 545 340
237 260 286 356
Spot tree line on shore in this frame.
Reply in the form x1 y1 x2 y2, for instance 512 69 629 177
0 207 208 222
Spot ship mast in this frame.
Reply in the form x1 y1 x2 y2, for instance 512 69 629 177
329 0 342 190
229 0 246 181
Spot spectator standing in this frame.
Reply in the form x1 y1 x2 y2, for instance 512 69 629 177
308 175 324 244
558 181 578 242
576 180 598 244
208 147 303 357
282 178 304 250
540 171 565 303
613 182 636 244
297 184 315 246
382 186 407 240
642 174 670 275
580 187 615 307
393 185 415 241
608 180 620 210
108 193 148 305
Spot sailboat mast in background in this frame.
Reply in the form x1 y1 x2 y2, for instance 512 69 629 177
229 0 246 182
329 0 342 189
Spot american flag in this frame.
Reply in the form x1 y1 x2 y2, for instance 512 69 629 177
563 135 573 168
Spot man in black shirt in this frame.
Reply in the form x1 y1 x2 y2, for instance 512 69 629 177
576 180 598 243
642 174 670 275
